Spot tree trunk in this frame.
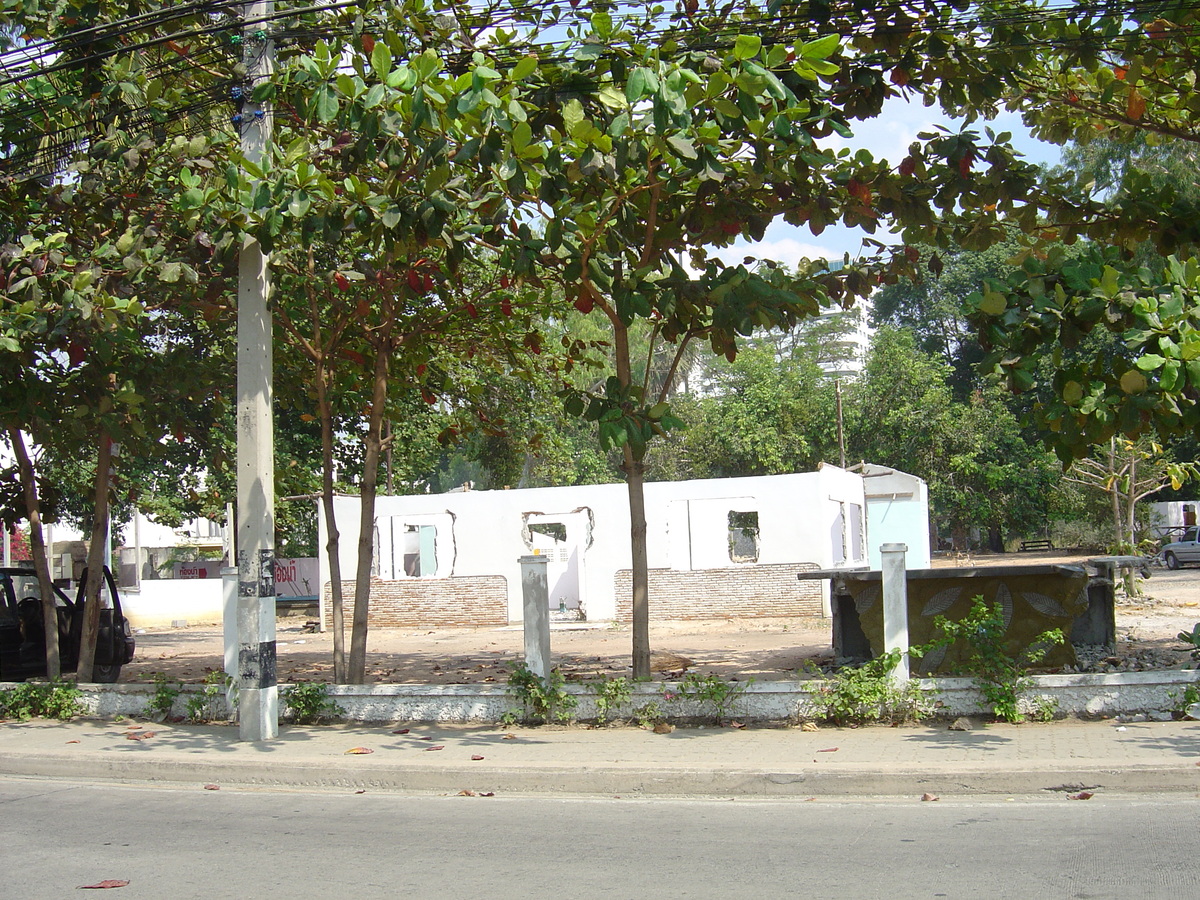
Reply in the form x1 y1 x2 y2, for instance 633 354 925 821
612 320 651 680
315 362 347 683
348 314 394 684
76 432 112 683
8 427 60 680
623 444 651 680
1109 438 1122 549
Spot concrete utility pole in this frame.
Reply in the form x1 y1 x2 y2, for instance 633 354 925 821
235 0 277 742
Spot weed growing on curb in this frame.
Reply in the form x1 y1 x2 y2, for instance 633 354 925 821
281 682 342 725
186 671 236 723
503 662 578 725
1168 683 1200 717
931 595 1064 723
812 649 933 726
145 673 182 720
0 681 83 721
588 676 632 725
632 700 665 729
677 673 747 724
503 663 577 725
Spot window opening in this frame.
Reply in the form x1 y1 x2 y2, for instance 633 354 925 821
403 524 437 577
727 511 760 563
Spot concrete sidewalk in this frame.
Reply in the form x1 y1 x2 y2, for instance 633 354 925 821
1 716 1198 798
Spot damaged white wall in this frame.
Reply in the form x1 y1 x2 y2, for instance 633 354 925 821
319 465 931 625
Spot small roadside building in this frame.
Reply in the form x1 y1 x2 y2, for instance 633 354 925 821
317 464 931 628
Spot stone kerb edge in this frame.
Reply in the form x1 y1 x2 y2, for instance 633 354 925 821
15 669 1197 724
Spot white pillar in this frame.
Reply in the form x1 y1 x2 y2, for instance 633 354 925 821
235 0 277 742
520 555 551 678
881 542 909 683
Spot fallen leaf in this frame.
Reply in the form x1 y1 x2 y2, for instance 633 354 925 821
67 740 80 744
354 790 366 794
458 789 476 796
921 793 939 802
142 732 156 739
729 721 746 729
125 733 146 741
125 725 142 730
479 792 495 797
425 745 445 752
392 728 410 735
502 733 517 740
344 747 374 755
1069 791 1095 800
800 722 819 732
203 784 220 791
471 755 485 761
79 880 129 889
652 722 675 734
817 747 839 753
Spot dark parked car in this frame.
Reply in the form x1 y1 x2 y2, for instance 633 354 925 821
0 566 135 683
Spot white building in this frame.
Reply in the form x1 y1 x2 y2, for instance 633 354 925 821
318 464 931 629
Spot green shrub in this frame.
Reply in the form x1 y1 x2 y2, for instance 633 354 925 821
503 663 577 725
931 595 1064 723
0 681 83 721
281 682 342 725
813 649 931 726
145 673 182 720
186 671 235 723
588 676 632 725
676 673 747 724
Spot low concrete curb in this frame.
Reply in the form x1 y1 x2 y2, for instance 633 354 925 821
61 669 1200 724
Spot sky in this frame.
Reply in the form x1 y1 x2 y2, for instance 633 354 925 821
711 100 1064 268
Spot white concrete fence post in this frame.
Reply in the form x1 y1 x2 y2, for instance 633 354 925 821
519 555 551 679
881 542 910 684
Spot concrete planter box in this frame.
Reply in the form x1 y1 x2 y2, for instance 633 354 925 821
14 669 1195 725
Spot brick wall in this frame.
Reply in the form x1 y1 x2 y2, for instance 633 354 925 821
322 576 509 628
613 563 824 621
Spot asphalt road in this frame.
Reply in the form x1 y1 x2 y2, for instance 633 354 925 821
4 777 1198 899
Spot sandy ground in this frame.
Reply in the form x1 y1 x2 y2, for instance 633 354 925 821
120 551 1200 685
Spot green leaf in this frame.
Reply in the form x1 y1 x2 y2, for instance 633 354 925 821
666 134 697 160
734 35 762 60
314 86 339 124
512 55 538 81
801 34 840 59
370 43 392 80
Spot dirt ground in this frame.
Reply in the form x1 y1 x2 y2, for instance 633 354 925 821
120 551 1200 686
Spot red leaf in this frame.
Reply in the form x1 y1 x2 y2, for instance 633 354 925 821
392 728 410 735
1069 791 1095 800
79 881 129 889
471 754 485 760
817 747 839 752
362 34 375 54
425 745 445 752
66 739 80 744
899 156 916 177
334 272 350 292
889 67 909 87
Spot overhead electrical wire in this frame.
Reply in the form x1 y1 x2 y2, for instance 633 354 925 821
3 0 1199 181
